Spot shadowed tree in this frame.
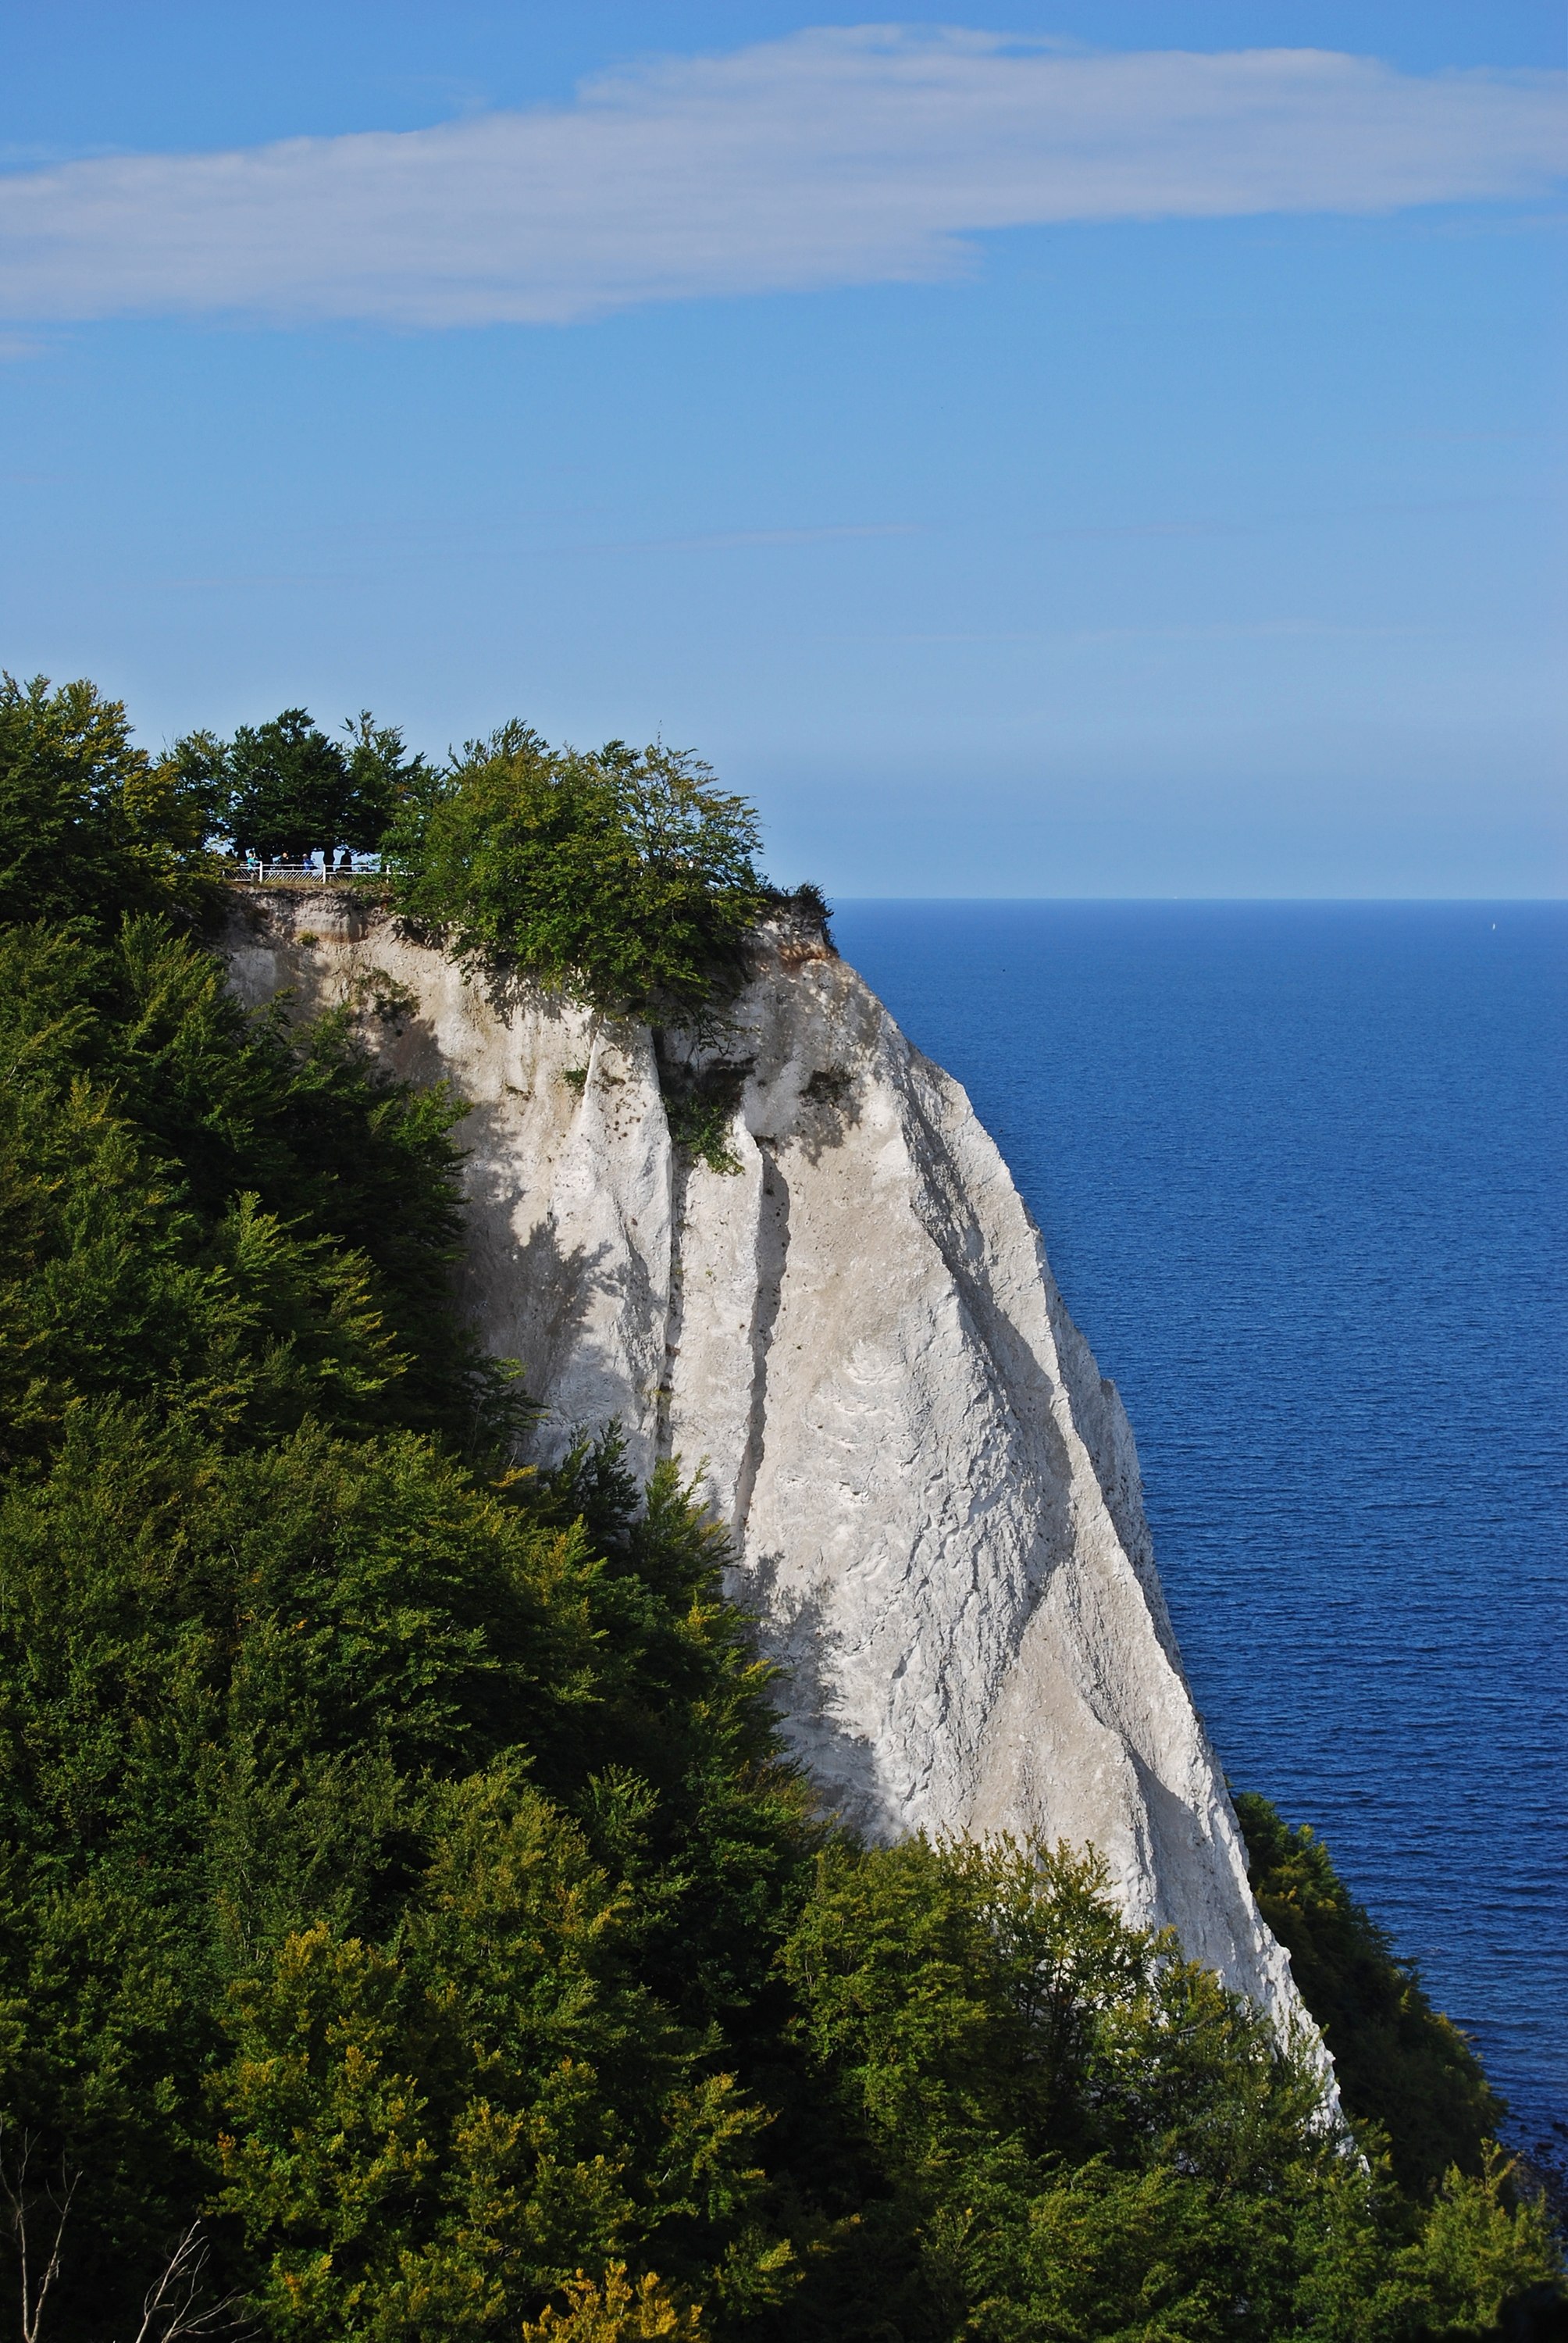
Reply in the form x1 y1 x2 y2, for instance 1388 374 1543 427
208 708 429 864
219 709 351 863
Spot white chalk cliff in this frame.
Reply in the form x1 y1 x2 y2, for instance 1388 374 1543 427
223 886 1319 2048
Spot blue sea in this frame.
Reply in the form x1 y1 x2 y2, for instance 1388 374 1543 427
833 901 1566 2159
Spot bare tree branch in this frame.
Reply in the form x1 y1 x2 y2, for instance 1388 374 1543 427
129 2224 255 2343
1 2131 252 2343
0 2124 79 2343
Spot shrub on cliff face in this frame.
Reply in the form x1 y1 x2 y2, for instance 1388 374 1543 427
383 727 769 1024
1235 1792 1505 2200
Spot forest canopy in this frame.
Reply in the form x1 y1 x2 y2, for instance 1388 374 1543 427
0 677 1560 2342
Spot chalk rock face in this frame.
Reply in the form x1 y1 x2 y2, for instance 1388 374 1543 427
222 887 1315 2041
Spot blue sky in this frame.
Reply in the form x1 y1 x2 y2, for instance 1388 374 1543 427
2 3 1563 895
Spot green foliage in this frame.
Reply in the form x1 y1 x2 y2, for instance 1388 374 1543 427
0 673 222 930
659 1066 747 1176
1375 2148 1567 2340
0 679 1559 2342
769 1836 1563 2342
383 729 768 1025
214 1790 786 2338
184 706 430 863
777 1835 1349 2340
0 1413 814 2337
344 711 435 848
522 2261 704 2338
0 914 511 1467
223 708 350 861
1235 1793 1506 2199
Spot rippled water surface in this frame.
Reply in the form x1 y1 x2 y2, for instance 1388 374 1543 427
832 900 1566 2149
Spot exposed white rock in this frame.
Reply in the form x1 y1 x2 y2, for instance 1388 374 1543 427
221 886 1320 2049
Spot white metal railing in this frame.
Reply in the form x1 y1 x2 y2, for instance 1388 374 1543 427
226 854 383 883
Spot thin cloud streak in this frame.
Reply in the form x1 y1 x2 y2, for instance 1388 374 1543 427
146 573 355 589
573 522 922 555
0 27 1564 326
856 619 1445 644
1025 494 1531 540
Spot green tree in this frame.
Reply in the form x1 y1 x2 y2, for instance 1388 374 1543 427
1373 2148 1566 2340
0 915 511 1467
220 708 352 862
0 1414 817 2337
0 673 221 930
342 711 436 854
171 707 428 866
1234 1793 1505 2199
775 1835 1561 2342
213 1781 790 2340
776 1835 1342 2341
383 729 768 1025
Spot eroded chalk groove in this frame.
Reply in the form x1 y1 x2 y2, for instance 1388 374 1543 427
656 1134 690 1464
732 1137 789 1544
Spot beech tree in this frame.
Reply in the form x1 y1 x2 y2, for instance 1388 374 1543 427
383 728 768 1025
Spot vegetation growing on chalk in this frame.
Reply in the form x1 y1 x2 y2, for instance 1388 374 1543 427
383 726 771 1025
660 1061 748 1174
1236 1791 1507 2201
150 684 821 1028
0 676 1560 2341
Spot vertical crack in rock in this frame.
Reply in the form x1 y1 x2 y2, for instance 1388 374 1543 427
732 1137 790 1543
656 1124 690 1464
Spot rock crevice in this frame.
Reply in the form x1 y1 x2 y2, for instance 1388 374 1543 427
732 1137 789 1544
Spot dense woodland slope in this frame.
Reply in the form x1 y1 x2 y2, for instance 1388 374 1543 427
0 676 1560 2341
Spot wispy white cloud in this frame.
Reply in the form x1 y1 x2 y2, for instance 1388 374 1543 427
1 27 1563 328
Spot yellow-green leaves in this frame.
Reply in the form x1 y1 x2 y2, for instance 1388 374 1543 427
384 732 768 1027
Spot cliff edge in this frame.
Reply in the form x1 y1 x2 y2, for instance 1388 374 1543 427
223 885 1317 2046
